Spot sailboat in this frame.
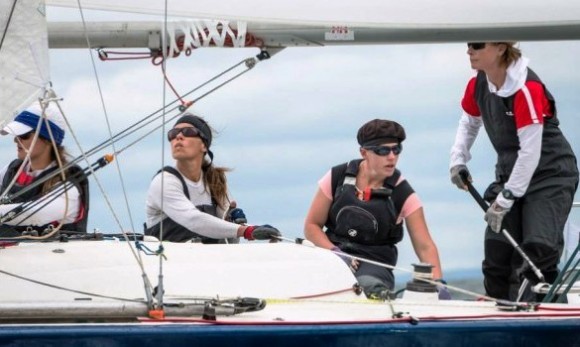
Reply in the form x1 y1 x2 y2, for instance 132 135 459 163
1 0 580 345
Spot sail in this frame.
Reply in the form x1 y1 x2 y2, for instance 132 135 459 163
46 0 580 27
0 0 51 125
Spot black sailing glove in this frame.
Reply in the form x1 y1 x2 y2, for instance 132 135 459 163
243 225 281 241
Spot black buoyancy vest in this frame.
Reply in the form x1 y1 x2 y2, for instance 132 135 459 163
0 159 90 234
143 166 222 243
325 159 414 246
474 68 578 184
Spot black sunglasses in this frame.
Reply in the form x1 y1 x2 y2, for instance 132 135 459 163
364 144 402 156
467 42 486 50
16 131 34 141
167 127 202 142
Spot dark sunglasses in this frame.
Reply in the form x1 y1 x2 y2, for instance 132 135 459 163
364 144 402 156
467 42 486 50
167 127 202 142
16 131 34 140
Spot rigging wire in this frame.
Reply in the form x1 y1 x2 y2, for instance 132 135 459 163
0 0 18 53
0 154 110 231
74 0 155 306
75 1 136 236
544 245 580 302
21 96 71 239
3 58 255 203
1 57 259 207
0 268 145 303
2 3 267 310
153 0 171 314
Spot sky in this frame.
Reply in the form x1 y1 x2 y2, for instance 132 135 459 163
1 5 579 279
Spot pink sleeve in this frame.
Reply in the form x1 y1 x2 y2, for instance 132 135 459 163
318 170 333 200
396 175 422 221
399 193 422 219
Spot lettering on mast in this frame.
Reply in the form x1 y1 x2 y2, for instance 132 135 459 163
325 26 355 41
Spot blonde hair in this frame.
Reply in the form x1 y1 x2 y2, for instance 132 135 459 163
497 42 522 67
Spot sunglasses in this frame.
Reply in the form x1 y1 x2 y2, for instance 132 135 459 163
16 131 34 141
467 42 486 50
167 127 203 142
364 144 402 156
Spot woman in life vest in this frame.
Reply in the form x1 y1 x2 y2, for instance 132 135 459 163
144 113 280 243
450 42 578 301
0 101 89 237
304 119 447 299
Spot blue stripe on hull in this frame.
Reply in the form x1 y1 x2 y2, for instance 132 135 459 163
0 319 579 346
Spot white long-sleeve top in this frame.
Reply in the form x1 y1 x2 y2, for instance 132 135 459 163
0 162 81 226
145 169 239 239
450 57 546 209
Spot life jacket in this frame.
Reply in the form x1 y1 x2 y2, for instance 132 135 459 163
325 159 414 246
474 68 578 190
143 166 222 243
0 159 89 236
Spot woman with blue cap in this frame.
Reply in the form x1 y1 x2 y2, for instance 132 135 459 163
0 101 89 236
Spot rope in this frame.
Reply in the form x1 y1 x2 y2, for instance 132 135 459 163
37 96 69 238
96 21 264 66
135 242 167 260
274 236 535 309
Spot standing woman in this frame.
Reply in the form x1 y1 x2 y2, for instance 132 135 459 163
450 42 578 301
145 113 280 243
0 101 89 236
304 119 447 299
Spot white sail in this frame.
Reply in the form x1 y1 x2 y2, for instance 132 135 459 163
0 0 51 125
45 0 580 26
44 0 580 50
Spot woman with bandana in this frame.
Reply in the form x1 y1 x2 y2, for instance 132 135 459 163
145 114 280 243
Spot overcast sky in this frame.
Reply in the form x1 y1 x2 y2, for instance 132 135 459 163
2 6 579 277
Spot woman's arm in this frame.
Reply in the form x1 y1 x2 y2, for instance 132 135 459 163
450 112 483 168
405 207 443 279
0 183 81 226
146 172 240 239
304 188 335 249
